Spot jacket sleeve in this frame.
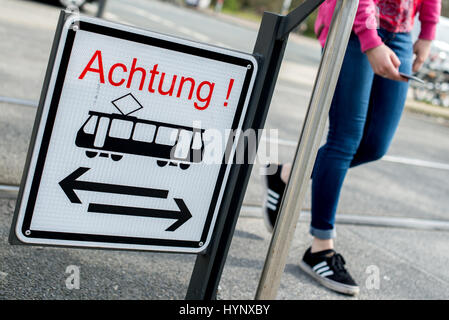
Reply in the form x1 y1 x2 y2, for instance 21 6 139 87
352 0 383 52
418 0 441 40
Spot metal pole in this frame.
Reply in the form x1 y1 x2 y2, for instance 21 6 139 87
255 0 359 300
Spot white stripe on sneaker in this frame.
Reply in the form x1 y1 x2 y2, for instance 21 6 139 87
312 261 327 271
320 270 334 277
315 266 330 275
267 195 278 205
267 189 280 199
266 202 277 211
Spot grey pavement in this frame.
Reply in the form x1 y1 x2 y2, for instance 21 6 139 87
0 0 449 299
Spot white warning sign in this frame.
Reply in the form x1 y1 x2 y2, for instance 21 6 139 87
12 15 257 253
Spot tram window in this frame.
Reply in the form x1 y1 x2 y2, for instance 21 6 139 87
174 130 193 159
109 119 133 139
133 123 156 143
94 117 110 148
155 126 178 146
192 132 202 149
83 115 98 134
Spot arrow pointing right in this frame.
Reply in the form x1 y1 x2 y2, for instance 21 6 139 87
87 198 193 232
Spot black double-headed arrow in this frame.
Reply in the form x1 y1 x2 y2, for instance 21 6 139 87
59 167 192 231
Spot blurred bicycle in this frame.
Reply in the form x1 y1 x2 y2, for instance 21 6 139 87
411 40 449 108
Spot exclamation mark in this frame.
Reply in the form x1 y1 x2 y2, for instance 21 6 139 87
224 79 235 107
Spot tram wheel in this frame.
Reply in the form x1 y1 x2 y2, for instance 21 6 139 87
179 163 190 170
85 151 98 158
111 154 123 161
157 160 168 167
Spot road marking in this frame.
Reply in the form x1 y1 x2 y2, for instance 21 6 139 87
176 26 210 42
260 136 449 171
261 136 297 147
161 19 175 28
122 5 166 24
110 5 211 43
0 184 19 198
0 96 37 107
190 31 210 42
104 12 132 25
382 155 449 171
177 26 192 34
214 41 231 49
144 12 163 23
104 12 118 20
240 205 449 231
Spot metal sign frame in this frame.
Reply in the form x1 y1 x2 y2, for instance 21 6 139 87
9 12 258 253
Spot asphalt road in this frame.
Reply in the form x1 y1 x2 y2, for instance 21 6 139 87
1 0 449 299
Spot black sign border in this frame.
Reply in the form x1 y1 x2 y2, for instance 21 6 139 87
11 15 256 252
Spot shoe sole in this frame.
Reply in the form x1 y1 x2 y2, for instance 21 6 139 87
298 260 360 296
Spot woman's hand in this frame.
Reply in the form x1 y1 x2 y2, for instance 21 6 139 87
412 39 432 72
365 44 406 81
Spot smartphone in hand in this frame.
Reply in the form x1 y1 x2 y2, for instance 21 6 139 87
399 72 425 84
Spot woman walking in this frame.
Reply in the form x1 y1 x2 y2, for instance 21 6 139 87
263 0 441 295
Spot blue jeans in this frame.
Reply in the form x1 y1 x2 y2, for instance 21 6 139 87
310 29 413 239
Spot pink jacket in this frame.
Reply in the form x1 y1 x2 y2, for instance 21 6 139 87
314 0 441 52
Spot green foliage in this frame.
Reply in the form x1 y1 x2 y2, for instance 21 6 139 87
302 9 318 37
223 0 309 13
443 0 449 17
218 0 449 39
223 0 241 11
227 0 283 13
222 0 449 17
219 0 319 37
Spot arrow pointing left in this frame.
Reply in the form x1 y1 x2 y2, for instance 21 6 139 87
59 167 169 203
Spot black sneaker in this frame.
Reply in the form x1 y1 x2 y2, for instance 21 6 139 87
262 163 286 232
299 247 359 296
